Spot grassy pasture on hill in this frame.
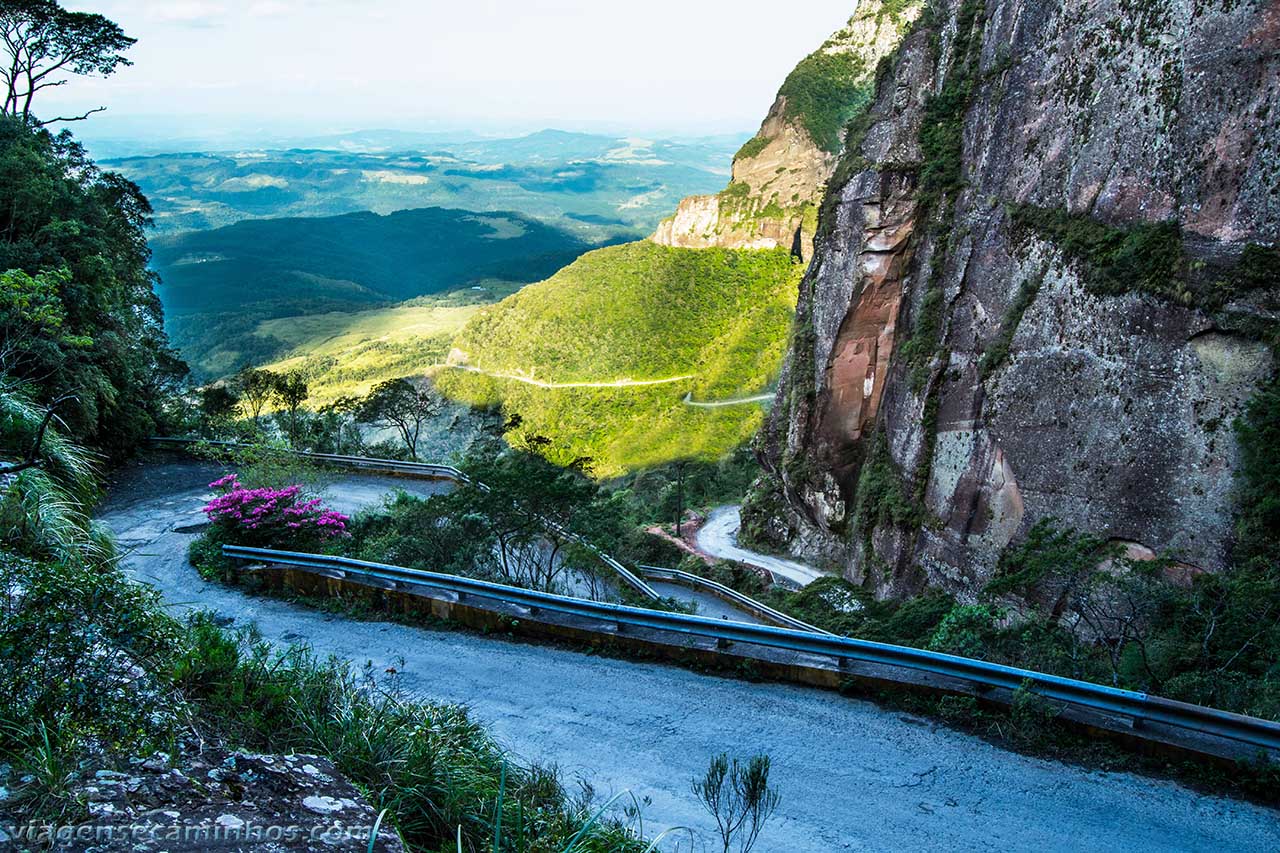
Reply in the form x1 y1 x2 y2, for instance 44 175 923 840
437 241 802 475
258 302 482 405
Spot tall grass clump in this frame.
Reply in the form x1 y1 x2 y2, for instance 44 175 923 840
173 617 652 852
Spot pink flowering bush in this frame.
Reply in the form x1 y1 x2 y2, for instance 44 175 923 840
202 474 349 549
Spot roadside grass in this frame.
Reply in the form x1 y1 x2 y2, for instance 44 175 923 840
175 616 652 852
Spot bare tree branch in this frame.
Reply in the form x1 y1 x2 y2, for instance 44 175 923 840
36 104 104 125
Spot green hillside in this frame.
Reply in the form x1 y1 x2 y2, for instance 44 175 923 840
155 207 603 378
258 300 484 405
154 207 597 315
437 242 802 475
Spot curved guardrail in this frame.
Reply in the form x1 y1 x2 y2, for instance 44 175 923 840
152 436 660 601
150 437 466 481
224 545 1280 758
638 566 830 634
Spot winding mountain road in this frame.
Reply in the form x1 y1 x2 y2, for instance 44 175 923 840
98 462 1280 853
682 392 774 408
696 505 827 586
445 364 695 389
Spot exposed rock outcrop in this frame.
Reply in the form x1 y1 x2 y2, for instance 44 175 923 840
651 1 924 261
754 0 1280 602
28 749 404 852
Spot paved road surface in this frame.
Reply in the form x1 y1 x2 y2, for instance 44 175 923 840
646 580 768 625
98 463 1280 853
682 392 774 408
696 505 827 586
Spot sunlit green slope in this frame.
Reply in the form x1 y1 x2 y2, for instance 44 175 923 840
437 242 801 475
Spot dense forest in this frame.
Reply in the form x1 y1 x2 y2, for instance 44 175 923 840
0 116 186 457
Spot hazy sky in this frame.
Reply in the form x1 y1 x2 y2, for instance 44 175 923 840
49 1 859 140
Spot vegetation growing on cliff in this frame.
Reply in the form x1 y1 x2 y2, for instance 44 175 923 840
733 134 772 162
438 242 801 475
1011 205 1279 311
978 274 1043 378
776 49 873 154
897 0 988 389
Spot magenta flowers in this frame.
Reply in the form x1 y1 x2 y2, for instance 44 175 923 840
203 475 350 546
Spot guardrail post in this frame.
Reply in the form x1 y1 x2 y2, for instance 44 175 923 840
717 637 732 650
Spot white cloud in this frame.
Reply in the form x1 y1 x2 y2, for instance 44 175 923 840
247 1 296 16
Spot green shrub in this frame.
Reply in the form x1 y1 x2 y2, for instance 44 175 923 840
985 518 1107 598
851 433 918 538
733 135 771 162
928 603 1002 658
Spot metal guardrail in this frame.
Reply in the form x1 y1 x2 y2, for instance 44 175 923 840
151 436 660 601
223 545 1280 757
638 566 831 634
149 437 466 481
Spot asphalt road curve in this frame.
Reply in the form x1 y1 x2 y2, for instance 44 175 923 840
98 462 1280 853
696 505 827 586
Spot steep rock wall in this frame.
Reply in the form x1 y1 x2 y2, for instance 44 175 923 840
753 0 1279 601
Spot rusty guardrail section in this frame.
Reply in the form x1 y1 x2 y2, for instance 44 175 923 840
222 545 1280 762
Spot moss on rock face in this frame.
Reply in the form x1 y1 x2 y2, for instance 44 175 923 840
1011 205 1278 311
979 274 1043 379
1011 204 1188 301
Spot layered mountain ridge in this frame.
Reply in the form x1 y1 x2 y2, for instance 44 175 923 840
651 1 923 261
439 4 926 473
748 0 1279 601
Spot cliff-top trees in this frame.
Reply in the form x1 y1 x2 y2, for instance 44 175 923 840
0 116 185 457
0 0 135 124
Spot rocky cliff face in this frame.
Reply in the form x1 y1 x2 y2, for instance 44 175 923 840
751 0 1279 602
651 1 924 261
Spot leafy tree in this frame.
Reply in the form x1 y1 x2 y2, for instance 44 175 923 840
0 268 86 370
0 0 135 124
196 384 239 436
272 370 308 445
234 367 277 424
356 377 441 461
0 116 184 457
306 395 366 455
